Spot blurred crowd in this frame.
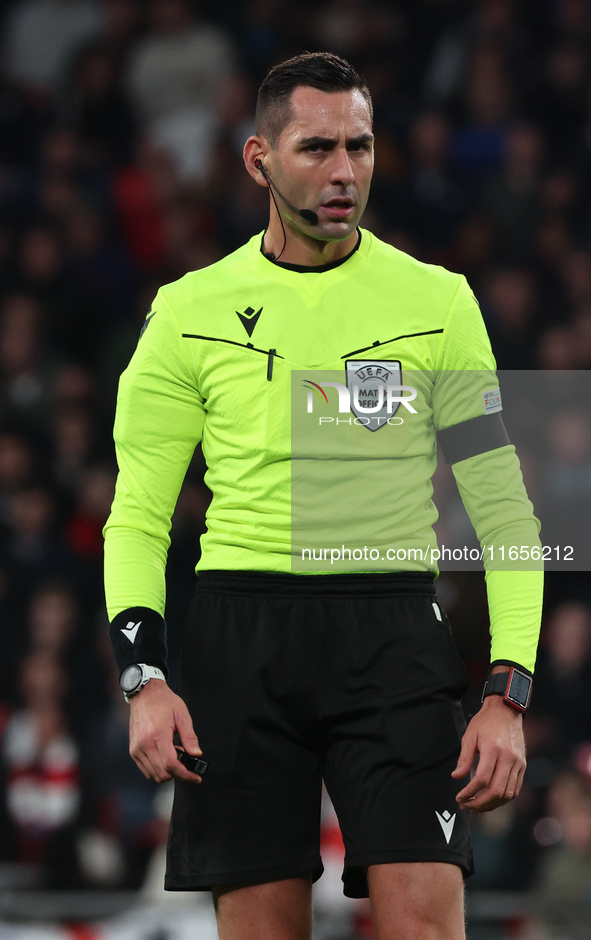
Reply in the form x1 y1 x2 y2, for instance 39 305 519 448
0 0 590 937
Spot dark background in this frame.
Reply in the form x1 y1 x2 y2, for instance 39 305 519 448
0 1 590 936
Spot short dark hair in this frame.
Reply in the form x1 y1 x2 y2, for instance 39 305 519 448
255 51 372 148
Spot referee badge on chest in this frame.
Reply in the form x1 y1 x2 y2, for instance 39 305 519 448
345 359 402 431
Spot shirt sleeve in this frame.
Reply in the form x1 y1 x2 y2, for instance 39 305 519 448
103 289 205 619
434 275 543 674
451 448 543 673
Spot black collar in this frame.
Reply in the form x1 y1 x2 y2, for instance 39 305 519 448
260 230 362 273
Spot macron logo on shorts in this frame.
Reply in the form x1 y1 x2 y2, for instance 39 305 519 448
436 810 456 844
121 621 142 644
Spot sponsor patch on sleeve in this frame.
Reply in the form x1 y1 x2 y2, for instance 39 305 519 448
483 387 502 414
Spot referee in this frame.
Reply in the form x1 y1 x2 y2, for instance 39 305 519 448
104 53 543 940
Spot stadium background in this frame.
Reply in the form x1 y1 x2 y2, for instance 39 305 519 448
0 1 590 938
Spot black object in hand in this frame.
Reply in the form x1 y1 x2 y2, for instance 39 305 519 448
175 747 208 776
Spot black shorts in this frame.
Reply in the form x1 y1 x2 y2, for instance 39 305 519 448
165 571 474 898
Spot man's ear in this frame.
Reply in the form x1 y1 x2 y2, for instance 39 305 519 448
244 136 271 185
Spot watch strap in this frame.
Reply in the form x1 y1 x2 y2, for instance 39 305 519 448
483 672 513 697
482 667 532 713
140 664 166 683
123 663 166 702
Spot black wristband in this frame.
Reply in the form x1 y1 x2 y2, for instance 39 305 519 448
109 607 168 679
490 659 533 678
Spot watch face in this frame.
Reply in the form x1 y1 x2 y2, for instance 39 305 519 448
507 669 532 709
121 664 142 694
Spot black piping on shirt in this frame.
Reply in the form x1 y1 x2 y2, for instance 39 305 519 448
438 412 510 464
341 329 444 359
182 333 284 359
182 333 284 382
182 334 284 381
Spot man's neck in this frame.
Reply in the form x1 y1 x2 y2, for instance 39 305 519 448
262 218 359 267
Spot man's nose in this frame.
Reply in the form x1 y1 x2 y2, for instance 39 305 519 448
329 149 355 186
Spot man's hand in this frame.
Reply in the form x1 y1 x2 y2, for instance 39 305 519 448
452 691 526 814
129 679 203 784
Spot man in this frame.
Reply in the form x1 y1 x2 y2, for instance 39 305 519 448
104 53 543 940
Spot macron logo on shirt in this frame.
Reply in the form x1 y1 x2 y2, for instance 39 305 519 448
236 306 263 337
121 621 142 644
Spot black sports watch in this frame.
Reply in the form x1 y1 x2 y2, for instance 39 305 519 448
120 663 165 702
482 667 532 714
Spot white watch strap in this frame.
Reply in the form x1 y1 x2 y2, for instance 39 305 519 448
123 664 166 702
141 665 166 683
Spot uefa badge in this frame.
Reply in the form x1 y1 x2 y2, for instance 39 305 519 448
345 360 402 432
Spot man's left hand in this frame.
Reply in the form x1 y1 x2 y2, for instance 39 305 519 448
451 691 526 814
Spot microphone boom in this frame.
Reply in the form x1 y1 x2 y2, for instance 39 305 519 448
255 160 319 226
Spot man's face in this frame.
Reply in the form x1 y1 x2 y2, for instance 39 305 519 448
266 86 374 242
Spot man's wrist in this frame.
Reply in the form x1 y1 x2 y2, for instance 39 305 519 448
109 607 168 679
127 674 169 702
482 664 532 713
480 691 523 717
490 660 533 678
120 663 166 702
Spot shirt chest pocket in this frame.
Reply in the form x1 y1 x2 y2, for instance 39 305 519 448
195 343 291 459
